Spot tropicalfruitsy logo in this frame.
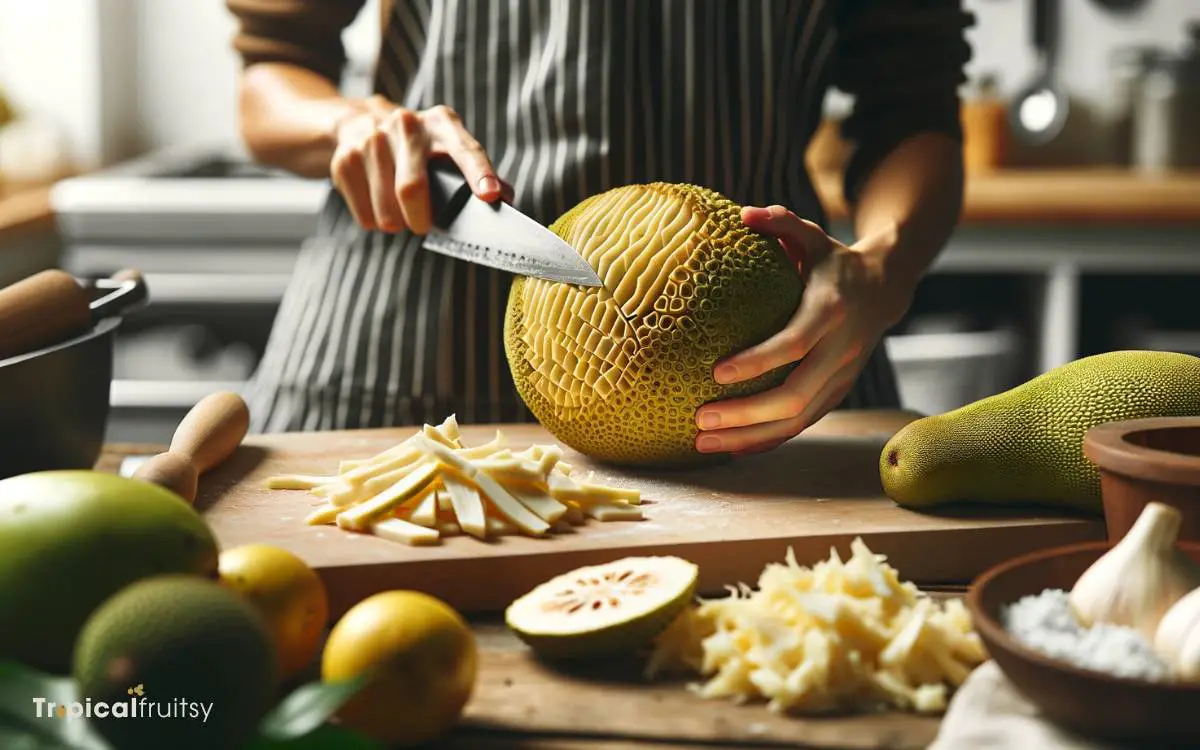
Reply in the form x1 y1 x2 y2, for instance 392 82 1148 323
32 683 214 723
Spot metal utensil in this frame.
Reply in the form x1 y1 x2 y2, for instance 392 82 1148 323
422 157 603 287
0 268 145 361
1009 0 1069 147
0 270 149 479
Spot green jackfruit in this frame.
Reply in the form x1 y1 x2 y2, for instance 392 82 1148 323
880 350 1200 513
504 183 804 467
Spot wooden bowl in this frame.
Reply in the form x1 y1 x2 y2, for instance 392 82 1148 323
966 541 1200 745
1084 417 1200 542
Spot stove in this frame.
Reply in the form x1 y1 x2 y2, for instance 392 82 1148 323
51 145 328 442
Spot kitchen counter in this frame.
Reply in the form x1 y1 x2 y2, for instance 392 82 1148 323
0 185 54 237
10 168 1200 248
816 168 1200 226
97 441 965 750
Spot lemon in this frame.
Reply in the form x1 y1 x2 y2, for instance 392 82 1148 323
321 591 477 747
219 543 329 682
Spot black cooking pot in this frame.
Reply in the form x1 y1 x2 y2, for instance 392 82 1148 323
0 273 148 479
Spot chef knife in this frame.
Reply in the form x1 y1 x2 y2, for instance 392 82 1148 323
422 156 603 287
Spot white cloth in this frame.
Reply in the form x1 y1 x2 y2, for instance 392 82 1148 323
928 661 1138 750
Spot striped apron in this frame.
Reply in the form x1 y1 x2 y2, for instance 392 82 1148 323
244 0 902 434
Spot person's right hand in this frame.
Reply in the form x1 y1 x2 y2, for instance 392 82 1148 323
330 95 511 234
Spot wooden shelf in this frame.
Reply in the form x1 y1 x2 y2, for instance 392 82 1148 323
6 168 1199 244
817 168 1200 226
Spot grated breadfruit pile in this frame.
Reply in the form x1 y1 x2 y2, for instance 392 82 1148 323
645 539 987 714
504 183 804 467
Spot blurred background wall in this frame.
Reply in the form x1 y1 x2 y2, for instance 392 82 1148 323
0 0 1197 442
2 0 1194 166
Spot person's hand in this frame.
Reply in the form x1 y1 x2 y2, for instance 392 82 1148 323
330 95 513 233
693 205 914 456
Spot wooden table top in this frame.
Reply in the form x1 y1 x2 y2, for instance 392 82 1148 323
99 442 967 749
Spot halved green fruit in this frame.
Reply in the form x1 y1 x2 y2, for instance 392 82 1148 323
505 556 698 660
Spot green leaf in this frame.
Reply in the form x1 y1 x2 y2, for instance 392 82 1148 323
243 723 384 750
256 674 369 741
0 725 66 750
0 662 109 750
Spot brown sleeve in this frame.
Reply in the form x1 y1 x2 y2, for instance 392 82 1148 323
225 0 370 85
830 0 975 207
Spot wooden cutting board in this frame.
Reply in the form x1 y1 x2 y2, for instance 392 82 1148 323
196 409 1105 619
442 614 956 750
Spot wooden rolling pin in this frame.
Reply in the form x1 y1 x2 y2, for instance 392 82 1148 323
133 391 251 503
0 269 92 361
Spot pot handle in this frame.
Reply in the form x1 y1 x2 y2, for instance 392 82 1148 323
87 269 149 323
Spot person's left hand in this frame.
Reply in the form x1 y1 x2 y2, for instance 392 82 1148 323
693 204 914 456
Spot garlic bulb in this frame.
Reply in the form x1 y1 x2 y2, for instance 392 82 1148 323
1068 502 1200 639
1154 586 1200 680
1176 620 1200 681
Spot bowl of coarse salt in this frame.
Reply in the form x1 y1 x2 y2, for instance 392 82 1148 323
967 539 1200 746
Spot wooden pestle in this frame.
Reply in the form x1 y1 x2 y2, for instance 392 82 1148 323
0 269 93 361
133 391 251 503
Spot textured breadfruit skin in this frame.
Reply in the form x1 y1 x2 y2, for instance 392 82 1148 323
880 350 1200 514
504 183 804 467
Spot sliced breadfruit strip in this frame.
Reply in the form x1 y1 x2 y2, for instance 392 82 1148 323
562 505 586 526
362 461 428 494
533 445 564 476
480 448 514 460
487 517 519 536
310 483 339 497
412 435 550 536
409 488 440 527
584 501 645 522
507 484 569 525
371 516 440 546
577 481 641 506
509 445 564 480
455 431 508 459
265 474 339 490
476 457 546 484
547 473 587 503
436 490 453 513
336 461 440 531
505 556 699 660
548 472 640 506
305 502 341 525
434 413 462 443
438 521 464 537
340 441 423 486
423 422 460 449
327 482 375 508
443 475 488 539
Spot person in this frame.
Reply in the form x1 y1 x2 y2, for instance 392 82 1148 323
226 0 973 456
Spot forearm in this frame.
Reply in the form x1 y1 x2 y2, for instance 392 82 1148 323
848 131 965 317
237 62 366 179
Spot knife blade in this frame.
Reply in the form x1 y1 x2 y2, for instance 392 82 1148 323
421 157 603 287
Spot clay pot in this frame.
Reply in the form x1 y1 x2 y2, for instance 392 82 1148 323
1083 416 1200 543
967 541 1200 745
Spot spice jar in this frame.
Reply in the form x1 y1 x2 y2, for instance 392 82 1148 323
1106 46 1155 166
1133 24 1200 173
961 73 1008 173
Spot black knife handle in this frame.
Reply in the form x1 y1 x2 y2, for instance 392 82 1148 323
427 155 474 230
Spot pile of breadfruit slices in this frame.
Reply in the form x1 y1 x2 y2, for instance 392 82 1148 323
265 416 645 545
